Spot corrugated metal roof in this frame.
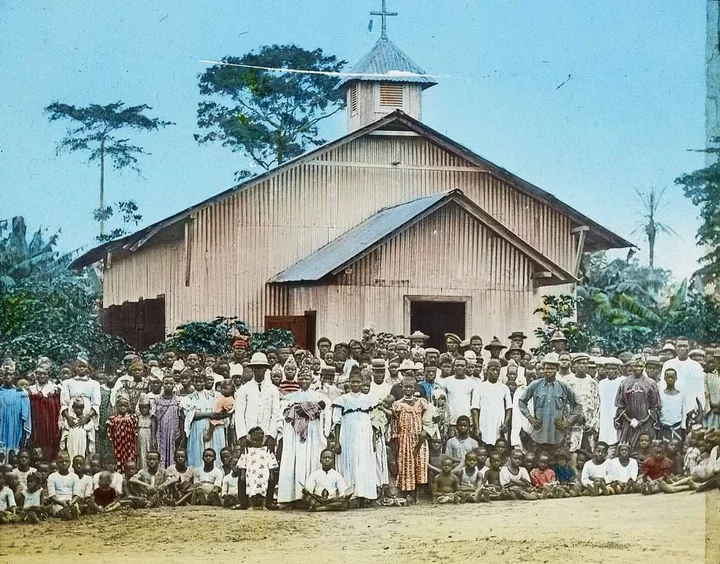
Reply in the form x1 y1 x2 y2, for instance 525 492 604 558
269 191 450 283
336 37 438 89
268 189 579 285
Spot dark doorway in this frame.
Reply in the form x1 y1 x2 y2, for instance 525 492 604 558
265 310 317 352
100 295 166 351
410 301 466 351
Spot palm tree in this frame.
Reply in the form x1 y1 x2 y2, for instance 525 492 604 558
631 186 679 269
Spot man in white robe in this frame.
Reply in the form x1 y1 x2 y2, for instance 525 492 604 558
473 359 512 445
234 353 280 450
661 337 705 416
597 358 623 456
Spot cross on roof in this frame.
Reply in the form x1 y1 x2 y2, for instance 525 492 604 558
370 0 398 39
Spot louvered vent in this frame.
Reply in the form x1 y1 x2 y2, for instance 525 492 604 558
349 84 358 115
379 84 404 107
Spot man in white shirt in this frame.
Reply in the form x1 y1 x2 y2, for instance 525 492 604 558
661 337 705 417
235 353 280 451
437 357 479 436
580 442 611 495
473 359 512 445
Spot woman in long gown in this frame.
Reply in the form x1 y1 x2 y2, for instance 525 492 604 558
184 373 226 469
277 368 331 504
332 370 377 503
28 361 60 461
391 377 429 501
154 375 181 468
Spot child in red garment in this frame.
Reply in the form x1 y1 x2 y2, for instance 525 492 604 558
641 440 695 494
107 398 139 470
530 453 566 498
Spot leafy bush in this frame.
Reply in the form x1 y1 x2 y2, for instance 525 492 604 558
533 294 589 354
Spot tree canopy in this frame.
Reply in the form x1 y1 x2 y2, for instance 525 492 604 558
196 44 346 180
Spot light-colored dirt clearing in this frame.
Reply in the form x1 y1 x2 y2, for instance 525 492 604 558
2 491 717 564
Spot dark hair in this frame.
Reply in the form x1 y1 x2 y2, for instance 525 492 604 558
595 441 609 450
26 472 41 485
320 448 335 458
146 450 160 458
455 415 471 425
248 426 264 435
72 455 85 463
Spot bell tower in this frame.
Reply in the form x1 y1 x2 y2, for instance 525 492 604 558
337 1 437 132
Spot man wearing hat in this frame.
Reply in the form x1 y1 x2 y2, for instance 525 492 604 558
563 353 599 455
518 354 580 456
548 331 567 354
444 333 462 359
316 366 342 403
409 330 430 349
500 346 527 386
508 331 527 349
658 342 677 363
234 353 280 454
368 359 392 403
485 337 508 367
229 338 250 377
645 356 663 382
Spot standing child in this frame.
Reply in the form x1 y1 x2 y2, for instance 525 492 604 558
136 398 155 470
580 442 611 496
659 368 686 443
237 427 279 510
154 376 181 468
61 397 95 460
332 371 378 505
302 449 351 511
96 372 113 460
107 397 139 470
432 456 461 504
444 416 479 467
391 378 429 503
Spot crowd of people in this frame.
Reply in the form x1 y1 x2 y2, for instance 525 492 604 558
0 327 719 523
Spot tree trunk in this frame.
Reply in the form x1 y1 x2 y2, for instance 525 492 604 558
99 137 105 237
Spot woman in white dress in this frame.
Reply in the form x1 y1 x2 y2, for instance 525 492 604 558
332 370 378 503
277 368 331 504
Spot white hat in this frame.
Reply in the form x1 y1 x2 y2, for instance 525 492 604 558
542 352 560 365
463 350 477 363
248 352 271 367
399 359 416 372
171 360 185 373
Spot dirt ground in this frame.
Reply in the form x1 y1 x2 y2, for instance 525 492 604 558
2 491 718 564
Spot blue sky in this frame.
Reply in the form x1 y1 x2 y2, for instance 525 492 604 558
0 1 707 280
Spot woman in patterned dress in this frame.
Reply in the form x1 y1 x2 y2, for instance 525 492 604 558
107 397 139 469
391 377 429 503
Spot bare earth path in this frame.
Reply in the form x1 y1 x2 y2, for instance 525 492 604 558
2 491 717 564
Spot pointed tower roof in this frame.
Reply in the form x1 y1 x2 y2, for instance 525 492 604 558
336 36 437 90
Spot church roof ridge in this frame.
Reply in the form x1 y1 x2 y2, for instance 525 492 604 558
335 36 437 90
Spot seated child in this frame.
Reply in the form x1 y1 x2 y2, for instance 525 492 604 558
89 471 122 513
19 472 45 523
236 426 279 510
432 456 461 504
93 454 124 496
10 449 37 490
204 381 234 443
191 448 223 506
580 442 611 496
0 473 18 524
302 449 351 511
666 439 684 477
607 443 638 494
444 416 479 467
221 457 240 508
129 451 169 508
494 438 511 467
427 438 445 483
452 451 489 503
530 453 565 498
641 440 691 494
632 433 652 464
499 449 538 500
474 445 490 469
165 449 195 506
46 451 81 520
483 452 504 500
72 455 94 512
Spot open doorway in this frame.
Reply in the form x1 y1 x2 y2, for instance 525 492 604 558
409 300 466 351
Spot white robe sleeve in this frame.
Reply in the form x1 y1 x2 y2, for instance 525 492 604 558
234 387 248 439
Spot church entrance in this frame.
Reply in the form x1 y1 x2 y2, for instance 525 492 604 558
409 299 466 351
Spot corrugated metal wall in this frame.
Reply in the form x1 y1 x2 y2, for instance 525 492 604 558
103 134 577 336
283 203 536 343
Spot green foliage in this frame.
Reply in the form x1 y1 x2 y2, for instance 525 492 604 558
45 101 173 171
533 294 589 354
0 217 130 373
664 288 720 344
196 44 346 180
675 143 720 283
94 200 143 243
146 317 294 356
250 328 295 352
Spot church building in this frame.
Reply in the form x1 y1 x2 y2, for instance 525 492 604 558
74 11 632 352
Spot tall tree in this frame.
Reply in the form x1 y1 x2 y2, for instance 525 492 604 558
630 186 679 269
44 102 173 237
675 145 720 283
196 44 346 180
